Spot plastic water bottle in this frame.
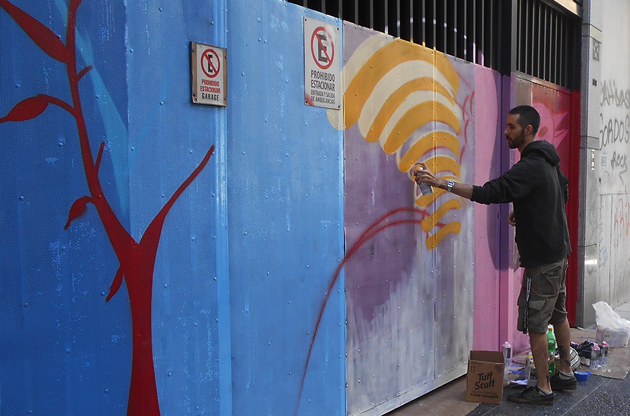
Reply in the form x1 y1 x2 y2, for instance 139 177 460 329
601 341 609 366
547 325 556 375
590 344 601 369
526 354 537 387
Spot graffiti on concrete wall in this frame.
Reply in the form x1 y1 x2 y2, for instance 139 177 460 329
611 195 630 303
597 0 630 306
609 194 630 303
612 196 630 248
600 0 630 195
600 79 630 191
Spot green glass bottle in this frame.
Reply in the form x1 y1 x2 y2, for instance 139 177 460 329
547 325 556 375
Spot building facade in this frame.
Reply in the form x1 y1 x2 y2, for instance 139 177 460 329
1 0 627 415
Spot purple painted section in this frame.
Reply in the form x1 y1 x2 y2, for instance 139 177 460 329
344 126 418 328
342 26 475 414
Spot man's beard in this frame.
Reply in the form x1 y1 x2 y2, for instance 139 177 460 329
507 131 525 149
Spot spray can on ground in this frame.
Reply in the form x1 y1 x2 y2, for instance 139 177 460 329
503 341 512 385
503 341 512 368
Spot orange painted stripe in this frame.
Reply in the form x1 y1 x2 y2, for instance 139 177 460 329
424 155 461 178
415 188 443 206
345 39 459 127
365 78 454 143
398 132 460 172
420 198 462 232
383 102 460 154
425 222 462 250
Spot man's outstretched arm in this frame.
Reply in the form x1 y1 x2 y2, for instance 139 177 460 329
412 162 474 200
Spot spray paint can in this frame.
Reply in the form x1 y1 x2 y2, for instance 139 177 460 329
503 341 512 368
601 341 609 366
411 163 434 196
503 341 512 385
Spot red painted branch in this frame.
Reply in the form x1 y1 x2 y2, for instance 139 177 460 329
295 207 428 415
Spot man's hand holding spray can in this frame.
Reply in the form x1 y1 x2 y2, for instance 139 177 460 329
411 163 434 196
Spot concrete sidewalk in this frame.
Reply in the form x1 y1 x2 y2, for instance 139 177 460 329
387 301 630 416
466 368 630 416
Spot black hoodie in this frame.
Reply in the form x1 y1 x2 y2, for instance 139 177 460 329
471 140 571 268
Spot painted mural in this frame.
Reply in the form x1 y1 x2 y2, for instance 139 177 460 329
0 0 225 415
332 25 492 415
514 76 579 325
216 3 346 416
328 34 466 251
1 1 584 415
0 1 215 415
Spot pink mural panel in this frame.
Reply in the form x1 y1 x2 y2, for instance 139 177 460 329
471 66 503 351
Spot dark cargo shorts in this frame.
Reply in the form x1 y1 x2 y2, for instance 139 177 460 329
517 257 568 334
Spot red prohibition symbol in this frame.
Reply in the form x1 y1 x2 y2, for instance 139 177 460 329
311 26 335 70
201 48 220 78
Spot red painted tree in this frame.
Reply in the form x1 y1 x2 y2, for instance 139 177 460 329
0 1 214 414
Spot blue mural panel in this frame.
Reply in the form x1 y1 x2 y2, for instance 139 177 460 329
1 0 131 414
226 1 345 415
1 0 222 415
125 1 223 415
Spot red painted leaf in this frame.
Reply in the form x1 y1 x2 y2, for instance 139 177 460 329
0 95 51 123
0 0 70 62
106 267 124 302
64 196 92 229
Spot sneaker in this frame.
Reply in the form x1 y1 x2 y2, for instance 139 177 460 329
550 372 577 391
507 386 554 406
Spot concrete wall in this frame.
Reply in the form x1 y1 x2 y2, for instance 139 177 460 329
578 0 630 327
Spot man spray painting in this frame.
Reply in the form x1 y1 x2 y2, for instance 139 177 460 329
414 105 575 405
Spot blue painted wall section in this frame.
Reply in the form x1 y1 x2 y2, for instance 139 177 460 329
125 0 224 415
1 0 132 414
1 0 344 415
0 0 221 415
226 2 345 415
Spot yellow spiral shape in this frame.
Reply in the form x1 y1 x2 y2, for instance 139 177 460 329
328 36 464 249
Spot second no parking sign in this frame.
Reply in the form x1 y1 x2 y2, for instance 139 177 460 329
304 17 341 110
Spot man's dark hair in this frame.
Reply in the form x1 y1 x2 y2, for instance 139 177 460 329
509 105 541 136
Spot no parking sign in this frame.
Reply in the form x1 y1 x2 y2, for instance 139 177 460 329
191 41 227 106
304 17 340 110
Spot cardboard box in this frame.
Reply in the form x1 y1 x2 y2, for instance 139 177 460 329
465 350 505 404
